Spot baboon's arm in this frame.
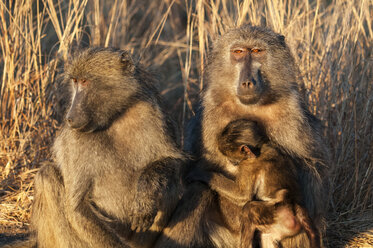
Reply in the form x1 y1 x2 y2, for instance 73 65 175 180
208 172 252 204
129 157 183 231
188 169 251 205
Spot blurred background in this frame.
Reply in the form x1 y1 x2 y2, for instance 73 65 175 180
0 0 372 247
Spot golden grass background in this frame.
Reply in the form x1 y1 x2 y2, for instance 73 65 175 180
0 0 372 247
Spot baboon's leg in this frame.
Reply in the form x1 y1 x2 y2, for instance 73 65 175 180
63 179 128 248
281 171 325 248
33 163 127 248
294 205 321 248
31 163 83 248
154 182 215 248
240 218 256 248
260 233 280 248
280 232 311 248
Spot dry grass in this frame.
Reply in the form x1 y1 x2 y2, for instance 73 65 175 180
0 0 372 247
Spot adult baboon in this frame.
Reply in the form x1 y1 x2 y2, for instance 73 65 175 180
30 47 185 248
189 119 320 248
155 25 328 248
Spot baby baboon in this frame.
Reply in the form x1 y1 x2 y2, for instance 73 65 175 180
189 119 320 248
30 47 185 248
156 25 328 247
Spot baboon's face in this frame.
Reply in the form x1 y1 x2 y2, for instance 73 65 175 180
65 48 138 132
229 45 266 104
65 77 90 130
207 26 297 106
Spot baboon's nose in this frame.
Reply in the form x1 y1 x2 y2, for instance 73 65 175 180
237 77 259 98
241 80 255 89
240 78 257 92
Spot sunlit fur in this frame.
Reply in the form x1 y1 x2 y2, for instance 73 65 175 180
30 47 185 248
157 25 328 248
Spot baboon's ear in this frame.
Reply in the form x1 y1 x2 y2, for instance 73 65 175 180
120 51 135 73
240 145 256 158
277 35 286 46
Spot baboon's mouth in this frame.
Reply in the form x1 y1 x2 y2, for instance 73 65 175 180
236 94 260 105
74 121 96 133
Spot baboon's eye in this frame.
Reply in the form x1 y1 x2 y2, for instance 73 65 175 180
251 48 265 57
81 79 88 86
72 78 78 84
232 48 244 55
231 48 246 60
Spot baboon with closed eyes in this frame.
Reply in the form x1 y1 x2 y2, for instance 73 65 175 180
189 119 320 248
28 47 185 248
155 25 328 248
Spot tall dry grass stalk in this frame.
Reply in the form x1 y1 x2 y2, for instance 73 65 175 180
0 0 372 246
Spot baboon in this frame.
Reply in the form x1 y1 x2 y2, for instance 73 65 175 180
29 47 185 248
155 25 328 247
188 119 320 248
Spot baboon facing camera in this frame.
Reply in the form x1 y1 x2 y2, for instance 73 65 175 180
156 25 328 248
30 47 185 248
189 119 320 248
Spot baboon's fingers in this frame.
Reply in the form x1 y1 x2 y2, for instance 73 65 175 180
130 216 142 231
130 213 156 232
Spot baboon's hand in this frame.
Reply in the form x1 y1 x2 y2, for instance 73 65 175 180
129 209 157 232
243 201 276 226
129 183 159 231
129 204 158 232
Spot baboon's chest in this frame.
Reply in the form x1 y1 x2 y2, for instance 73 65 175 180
91 172 134 220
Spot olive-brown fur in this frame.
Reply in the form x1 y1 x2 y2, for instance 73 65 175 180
189 119 320 248
29 47 185 248
155 25 328 248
